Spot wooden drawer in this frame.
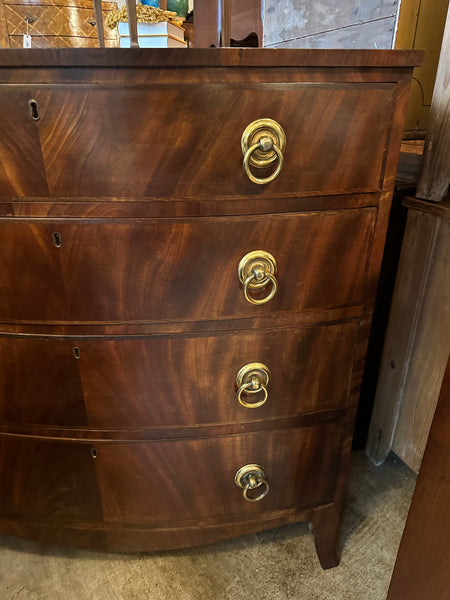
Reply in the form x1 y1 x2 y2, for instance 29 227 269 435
0 83 395 198
0 210 375 323
0 322 357 428
0 423 342 524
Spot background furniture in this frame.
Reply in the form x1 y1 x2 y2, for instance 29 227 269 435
0 48 420 568
193 0 400 49
367 4 450 471
193 0 262 48
366 197 450 471
0 0 118 48
395 0 449 137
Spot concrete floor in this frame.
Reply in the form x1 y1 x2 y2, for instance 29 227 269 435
0 451 416 600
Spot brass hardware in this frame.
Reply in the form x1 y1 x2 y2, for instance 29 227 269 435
24 15 36 24
72 347 80 360
238 250 278 305
235 464 269 502
87 17 96 26
241 118 286 185
236 362 270 408
52 232 62 248
28 99 40 121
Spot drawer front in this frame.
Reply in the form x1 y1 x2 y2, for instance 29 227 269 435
0 210 375 323
0 434 103 523
96 424 343 522
0 337 87 427
0 424 342 524
0 91 49 197
0 323 357 428
0 83 394 198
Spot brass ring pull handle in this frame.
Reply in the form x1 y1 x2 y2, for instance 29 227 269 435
241 118 286 185
238 251 278 305
243 140 283 185
243 270 278 305
235 464 270 502
236 362 270 408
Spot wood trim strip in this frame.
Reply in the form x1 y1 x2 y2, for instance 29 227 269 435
403 195 450 219
0 48 425 68
0 410 347 441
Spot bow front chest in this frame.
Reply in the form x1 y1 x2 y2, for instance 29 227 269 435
0 48 422 568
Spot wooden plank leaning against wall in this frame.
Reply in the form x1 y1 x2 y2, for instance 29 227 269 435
367 4 450 472
416 2 450 201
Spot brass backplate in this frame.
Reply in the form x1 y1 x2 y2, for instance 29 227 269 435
238 250 277 290
241 118 286 168
234 464 267 489
236 362 270 389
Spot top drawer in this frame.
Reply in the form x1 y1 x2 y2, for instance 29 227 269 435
0 83 395 198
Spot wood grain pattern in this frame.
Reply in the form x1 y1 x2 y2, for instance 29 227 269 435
0 66 420 88
0 423 342 550
0 211 375 323
416 5 450 202
0 411 346 441
230 0 262 46
366 200 450 471
0 193 380 219
96 424 343 524
0 337 86 426
17 84 395 198
193 0 220 47
387 353 450 600
0 49 421 563
0 89 49 196
0 434 103 522
0 307 362 336
0 48 424 69
0 323 357 428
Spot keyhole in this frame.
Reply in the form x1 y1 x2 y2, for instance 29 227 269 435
90 448 97 459
52 232 62 248
28 99 40 121
72 347 80 359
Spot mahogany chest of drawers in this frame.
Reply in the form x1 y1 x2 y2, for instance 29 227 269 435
0 48 422 568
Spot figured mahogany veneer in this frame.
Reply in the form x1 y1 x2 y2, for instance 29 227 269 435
0 211 375 323
0 84 394 198
0 48 422 568
0 322 357 428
